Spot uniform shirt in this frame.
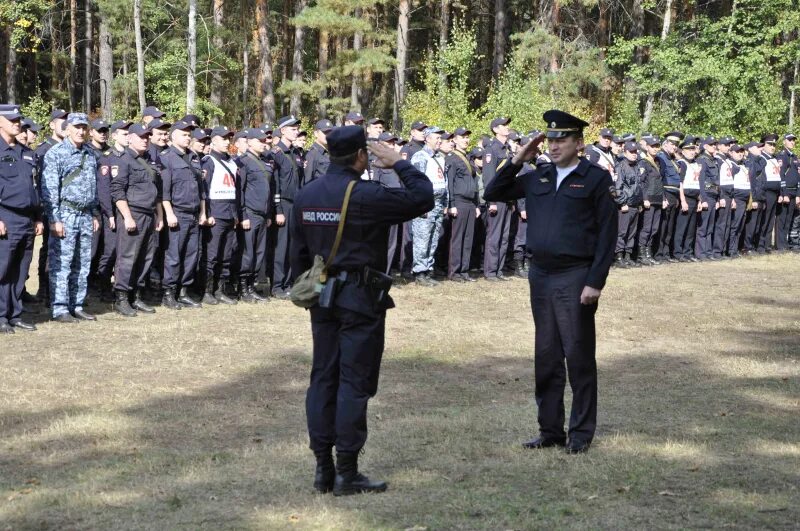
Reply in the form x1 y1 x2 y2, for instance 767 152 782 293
237 150 275 217
445 149 478 207
678 159 701 196
97 146 124 219
160 146 204 214
745 155 765 201
303 142 329 185
41 138 99 222
614 158 643 207
756 153 782 192
715 154 735 198
697 153 720 203
637 155 664 202
586 144 617 180
272 140 304 214
372 166 402 188
400 139 424 161
731 161 751 194
484 158 617 290
410 146 447 195
289 160 434 310
147 143 168 169
201 150 241 220
482 137 509 196
109 147 162 213
0 137 39 226
655 150 682 189
34 137 60 184
777 148 799 192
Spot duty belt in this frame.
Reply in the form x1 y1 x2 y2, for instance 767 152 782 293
61 199 92 212
664 186 680 191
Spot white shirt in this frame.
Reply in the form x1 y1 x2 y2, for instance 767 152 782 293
556 163 579 190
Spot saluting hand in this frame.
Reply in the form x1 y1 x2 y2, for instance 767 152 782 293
368 141 402 169
512 133 545 165
580 286 601 305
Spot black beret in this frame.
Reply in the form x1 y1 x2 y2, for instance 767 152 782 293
327 126 367 157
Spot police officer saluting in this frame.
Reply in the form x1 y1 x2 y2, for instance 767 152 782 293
0 104 43 333
110 124 164 316
160 120 207 309
290 126 433 495
484 110 617 454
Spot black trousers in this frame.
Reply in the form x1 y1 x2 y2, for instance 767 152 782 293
470 207 487 272
744 202 764 251
448 201 476 278
483 202 512 278
655 190 680 260
163 211 200 290
96 215 117 280
386 224 399 275
37 217 49 294
776 192 797 250
307 301 386 453
758 190 779 251
728 193 750 254
399 221 413 274
272 201 293 292
0 221 34 325
239 212 268 280
114 211 155 292
713 192 733 257
637 204 662 254
513 211 527 263
696 201 716 259
530 265 597 443
206 218 237 280
616 208 639 254
673 196 699 259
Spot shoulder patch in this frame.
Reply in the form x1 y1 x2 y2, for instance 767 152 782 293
101 165 109 176
111 165 119 178
485 154 492 163
401 152 408 160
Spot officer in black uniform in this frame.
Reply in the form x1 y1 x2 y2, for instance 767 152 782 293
110 124 164 316
655 131 684 262
446 127 479 281
756 134 781 253
0 104 43 333
483 117 513 280
160 120 206 309
696 137 720 260
87 119 112 288
291 126 433 495
484 110 617 454
614 141 644 268
303 120 333 185
637 136 665 265
776 133 799 250
236 128 274 302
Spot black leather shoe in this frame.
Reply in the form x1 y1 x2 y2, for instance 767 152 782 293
462 274 477 282
10 320 36 331
72 309 97 321
522 436 566 449
0 322 15 334
133 298 156 314
485 276 502 282
566 439 591 454
313 452 335 494
177 288 201 308
54 313 79 323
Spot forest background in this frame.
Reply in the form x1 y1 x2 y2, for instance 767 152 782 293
1 0 798 140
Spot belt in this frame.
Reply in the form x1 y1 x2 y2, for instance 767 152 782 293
61 199 92 212
664 186 680 191
330 269 364 284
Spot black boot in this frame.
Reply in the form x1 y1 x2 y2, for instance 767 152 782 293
645 248 661 265
203 278 219 305
626 252 642 267
333 452 387 496
614 252 629 269
99 277 115 303
114 289 137 317
214 279 238 305
177 287 201 308
239 278 255 303
514 260 527 278
313 450 335 493
161 288 182 310
132 289 156 313
249 278 269 302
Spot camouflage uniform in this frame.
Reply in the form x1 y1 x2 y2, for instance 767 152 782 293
410 145 447 275
41 135 99 318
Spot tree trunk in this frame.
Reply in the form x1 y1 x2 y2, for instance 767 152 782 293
84 0 93 111
242 41 249 126
6 30 16 103
350 8 363 111
186 0 197 112
70 0 78 110
393 0 410 130
492 0 506 77
289 0 307 115
256 0 276 123
439 0 449 49
210 0 224 115
598 0 609 49
549 0 559 73
632 0 645 64
790 57 799 129
643 0 674 130
134 0 146 113
318 30 329 118
98 17 113 120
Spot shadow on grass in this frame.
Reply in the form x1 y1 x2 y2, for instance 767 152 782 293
1 328 798 529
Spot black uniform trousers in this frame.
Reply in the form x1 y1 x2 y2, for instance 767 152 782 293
0 218 34 325
448 201 476 278
37 218 49 294
90 217 103 280
655 190 680 260
163 211 200 290
728 193 750 254
513 212 527 263
148 228 167 288
399 221 413 275
637 204 662 255
616 208 639 254
470 207 488 272
673 196 699 259
206 217 237 281
239 211 268 281
758 190 779 252
712 193 733 257
114 210 155 293
307 296 386 454
696 202 716 259
530 265 597 444
435 215 451 274
483 202 512 278
744 203 765 252
96 215 117 280
386 224 399 275
776 191 797 250
272 200 293 293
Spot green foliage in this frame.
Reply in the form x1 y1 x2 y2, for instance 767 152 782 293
20 89 53 129
0 0 52 49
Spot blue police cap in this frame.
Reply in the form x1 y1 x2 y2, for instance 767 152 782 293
315 119 334 132
180 114 202 128
192 128 210 141
91 119 110 130
128 124 151 137
110 120 132 132
142 106 165 118
246 128 269 140
147 118 171 130
170 120 195 132
600 127 615 138
327 126 367 157
378 131 399 142
210 125 233 138
21 118 42 132
761 133 778 144
50 108 68 121
67 113 90 126
277 115 300 128
454 127 472 136
0 104 23 120
542 110 589 139
345 111 364 124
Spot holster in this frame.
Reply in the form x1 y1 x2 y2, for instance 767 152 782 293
362 266 393 311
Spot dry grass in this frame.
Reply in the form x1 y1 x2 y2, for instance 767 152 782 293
1 252 799 530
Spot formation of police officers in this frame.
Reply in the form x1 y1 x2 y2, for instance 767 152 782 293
0 101 798 334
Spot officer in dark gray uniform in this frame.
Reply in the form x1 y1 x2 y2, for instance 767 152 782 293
484 110 617 454
445 127 479 281
303 120 333 185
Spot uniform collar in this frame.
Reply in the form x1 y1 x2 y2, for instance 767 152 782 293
63 137 86 154
210 149 230 161
0 135 16 153
329 163 362 180
313 142 327 153
126 147 144 159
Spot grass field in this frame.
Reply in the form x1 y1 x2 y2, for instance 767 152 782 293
1 253 799 530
